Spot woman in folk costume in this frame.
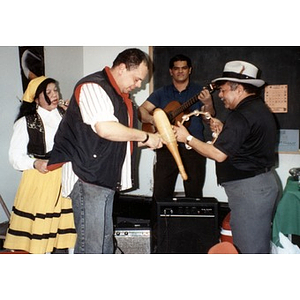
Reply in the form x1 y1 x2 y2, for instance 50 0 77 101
4 76 76 254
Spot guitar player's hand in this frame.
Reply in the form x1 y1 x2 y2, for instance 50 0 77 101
198 89 212 106
138 101 155 125
198 89 215 117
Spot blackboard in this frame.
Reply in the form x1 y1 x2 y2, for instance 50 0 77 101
152 46 300 132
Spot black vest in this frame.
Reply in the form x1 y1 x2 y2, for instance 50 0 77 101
26 107 65 159
48 69 137 191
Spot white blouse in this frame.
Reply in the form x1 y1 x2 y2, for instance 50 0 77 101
9 106 62 171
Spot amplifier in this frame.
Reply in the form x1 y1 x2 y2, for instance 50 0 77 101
152 197 219 254
113 194 152 221
114 227 151 254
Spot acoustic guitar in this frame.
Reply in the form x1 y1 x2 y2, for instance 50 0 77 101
142 83 215 133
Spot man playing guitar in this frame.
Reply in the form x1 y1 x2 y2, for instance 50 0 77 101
139 54 215 202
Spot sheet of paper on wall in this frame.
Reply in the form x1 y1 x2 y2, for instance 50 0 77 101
277 129 299 152
264 84 288 113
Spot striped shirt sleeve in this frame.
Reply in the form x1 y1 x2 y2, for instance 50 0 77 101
79 83 118 132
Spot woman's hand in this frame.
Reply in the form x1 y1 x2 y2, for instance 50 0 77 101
34 159 49 174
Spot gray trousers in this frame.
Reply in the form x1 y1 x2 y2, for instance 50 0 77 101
222 170 280 253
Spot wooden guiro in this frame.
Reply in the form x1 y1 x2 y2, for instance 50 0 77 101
153 108 188 181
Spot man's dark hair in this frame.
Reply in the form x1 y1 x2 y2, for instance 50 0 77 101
217 80 262 95
112 48 150 70
169 54 192 69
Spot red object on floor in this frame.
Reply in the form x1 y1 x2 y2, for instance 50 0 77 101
0 250 29 254
220 212 233 243
208 241 238 254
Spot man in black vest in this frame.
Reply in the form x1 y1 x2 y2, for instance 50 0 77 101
48 48 163 253
174 60 280 253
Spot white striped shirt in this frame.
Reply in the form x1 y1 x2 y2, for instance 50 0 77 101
62 83 132 196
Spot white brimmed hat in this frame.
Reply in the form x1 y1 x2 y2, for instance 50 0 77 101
212 60 265 87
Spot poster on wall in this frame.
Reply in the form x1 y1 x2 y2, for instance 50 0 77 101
277 129 299 152
18 46 45 92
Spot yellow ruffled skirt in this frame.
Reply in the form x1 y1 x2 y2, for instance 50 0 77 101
4 168 77 254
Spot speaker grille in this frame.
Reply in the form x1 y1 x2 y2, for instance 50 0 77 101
152 198 219 253
114 228 151 254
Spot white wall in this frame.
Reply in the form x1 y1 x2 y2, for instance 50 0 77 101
1 46 300 223
0 47 23 221
44 46 84 100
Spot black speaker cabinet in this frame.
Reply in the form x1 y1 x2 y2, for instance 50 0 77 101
152 197 219 254
113 193 152 221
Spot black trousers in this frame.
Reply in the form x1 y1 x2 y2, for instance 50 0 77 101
153 145 206 201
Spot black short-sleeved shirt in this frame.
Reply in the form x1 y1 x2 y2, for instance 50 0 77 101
214 95 277 184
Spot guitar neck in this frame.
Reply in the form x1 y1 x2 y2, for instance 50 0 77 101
170 94 199 120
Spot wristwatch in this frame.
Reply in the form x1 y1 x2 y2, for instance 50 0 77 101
185 135 193 150
186 135 193 145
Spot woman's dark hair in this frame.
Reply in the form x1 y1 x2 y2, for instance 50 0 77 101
15 78 57 122
15 101 36 122
34 78 57 105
